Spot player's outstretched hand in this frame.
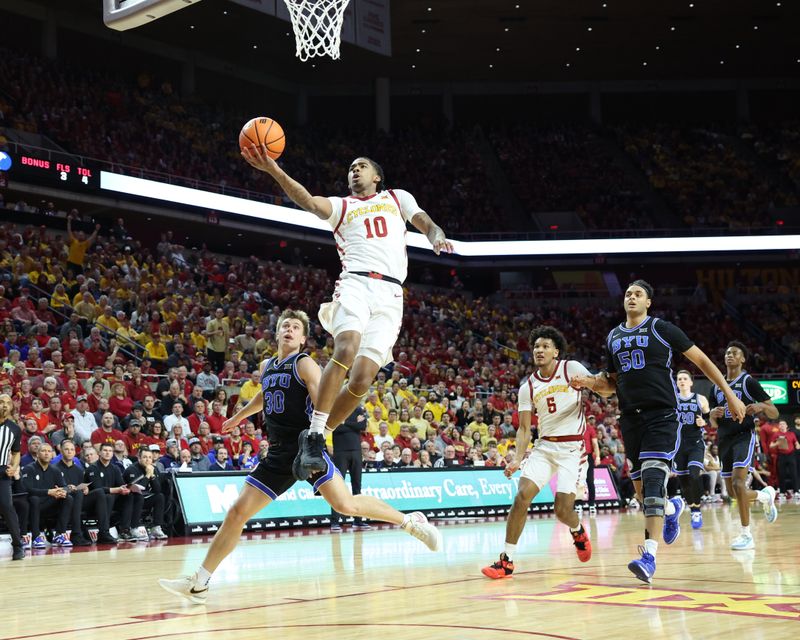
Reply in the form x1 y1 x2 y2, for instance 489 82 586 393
503 461 520 478
569 375 593 391
241 144 280 175
432 236 455 256
709 406 725 420
221 418 238 434
728 397 746 423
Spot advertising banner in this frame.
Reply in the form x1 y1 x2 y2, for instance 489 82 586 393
175 467 620 527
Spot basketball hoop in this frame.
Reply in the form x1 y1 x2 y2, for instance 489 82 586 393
283 0 351 61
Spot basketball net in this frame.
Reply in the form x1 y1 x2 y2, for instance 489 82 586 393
283 0 351 61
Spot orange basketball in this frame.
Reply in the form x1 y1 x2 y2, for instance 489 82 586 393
239 116 286 160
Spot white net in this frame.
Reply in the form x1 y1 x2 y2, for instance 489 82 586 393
283 0 351 61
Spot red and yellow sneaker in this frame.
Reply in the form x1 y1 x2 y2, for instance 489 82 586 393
571 527 592 563
481 553 515 579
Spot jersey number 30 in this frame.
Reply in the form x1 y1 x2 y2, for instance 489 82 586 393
263 390 285 414
364 216 388 239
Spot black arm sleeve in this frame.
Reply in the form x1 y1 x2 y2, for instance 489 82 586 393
744 376 771 403
654 319 694 353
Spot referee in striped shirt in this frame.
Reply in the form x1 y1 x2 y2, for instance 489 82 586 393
0 394 24 560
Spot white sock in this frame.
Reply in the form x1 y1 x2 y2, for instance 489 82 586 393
309 410 329 435
569 522 582 533
504 543 517 559
664 498 676 517
741 525 751 536
644 539 658 557
196 566 212 587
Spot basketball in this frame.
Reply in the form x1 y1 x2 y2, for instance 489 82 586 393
239 116 286 159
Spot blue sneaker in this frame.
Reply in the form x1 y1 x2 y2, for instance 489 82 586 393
31 535 48 549
628 545 656 584
662 497 684 544
690 510 703 530
53 533 73 547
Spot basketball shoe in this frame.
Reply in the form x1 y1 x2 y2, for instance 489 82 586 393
662 496 684 545
628 545 656 584
690 510 703 529
758 486 778 524
158 574 208 604
400 512 441 551
299 429 327 476
730 533 755 550
481 553 515 579
571 527 592 562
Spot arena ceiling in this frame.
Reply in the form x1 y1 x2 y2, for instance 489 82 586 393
37 0 800 85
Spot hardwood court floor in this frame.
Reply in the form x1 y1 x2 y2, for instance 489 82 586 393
2 503 798 640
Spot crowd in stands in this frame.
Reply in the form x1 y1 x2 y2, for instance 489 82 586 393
741 121 800 192
2 47 799 236
617 123 798 229
489 124 657 231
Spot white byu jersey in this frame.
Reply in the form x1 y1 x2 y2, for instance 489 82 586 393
326 189 423 284
518 360 590 437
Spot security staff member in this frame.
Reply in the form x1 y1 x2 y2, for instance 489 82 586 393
0 393 24 560
330 405 369 531
55 439 107 546
20 442 74 548
85 442 129 544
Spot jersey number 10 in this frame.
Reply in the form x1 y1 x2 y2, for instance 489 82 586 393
364 216 388 239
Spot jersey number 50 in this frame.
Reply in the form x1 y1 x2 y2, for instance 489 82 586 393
618 349 646 372
263 390 285 414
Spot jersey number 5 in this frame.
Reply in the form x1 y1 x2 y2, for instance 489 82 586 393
546 397 557 414
364 216 388 239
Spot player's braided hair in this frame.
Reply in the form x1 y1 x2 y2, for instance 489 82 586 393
727 340 749 363
528 325 567 355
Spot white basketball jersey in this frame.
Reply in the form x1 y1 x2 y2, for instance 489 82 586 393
518 360 589 437
326 189 422 284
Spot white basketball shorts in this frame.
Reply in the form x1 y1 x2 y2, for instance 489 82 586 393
520 439 583 495
318 273 403 367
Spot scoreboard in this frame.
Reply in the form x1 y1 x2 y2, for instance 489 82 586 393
1 150 100 190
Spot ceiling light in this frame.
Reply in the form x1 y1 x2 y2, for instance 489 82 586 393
223 11 227 15
670 26 676 31
642 61 648 66
505 27 510 32
416 48 421 52
655 45 660 50
719 60 725 64
190 25 195 29
735 44 740 48
427 6 431 11
753 25 759 29
421 29 426 33
489 64 494 68
776 1 781 5
587 26 593 31
515 3 520 7
602 3 607 6
688 2 694 6
576 47 581 51
411 64 416 68
565 63 571 67
496 47 501 52
253 45 257 49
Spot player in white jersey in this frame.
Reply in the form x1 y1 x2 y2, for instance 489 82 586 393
242 147 453 477
482 326 593 579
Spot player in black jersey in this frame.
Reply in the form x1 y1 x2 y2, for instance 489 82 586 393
571 280 745 584
672 370 710 530
709 341 779 551
159 309 441 604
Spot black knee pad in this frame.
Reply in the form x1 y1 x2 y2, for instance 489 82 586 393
641 460 669 518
